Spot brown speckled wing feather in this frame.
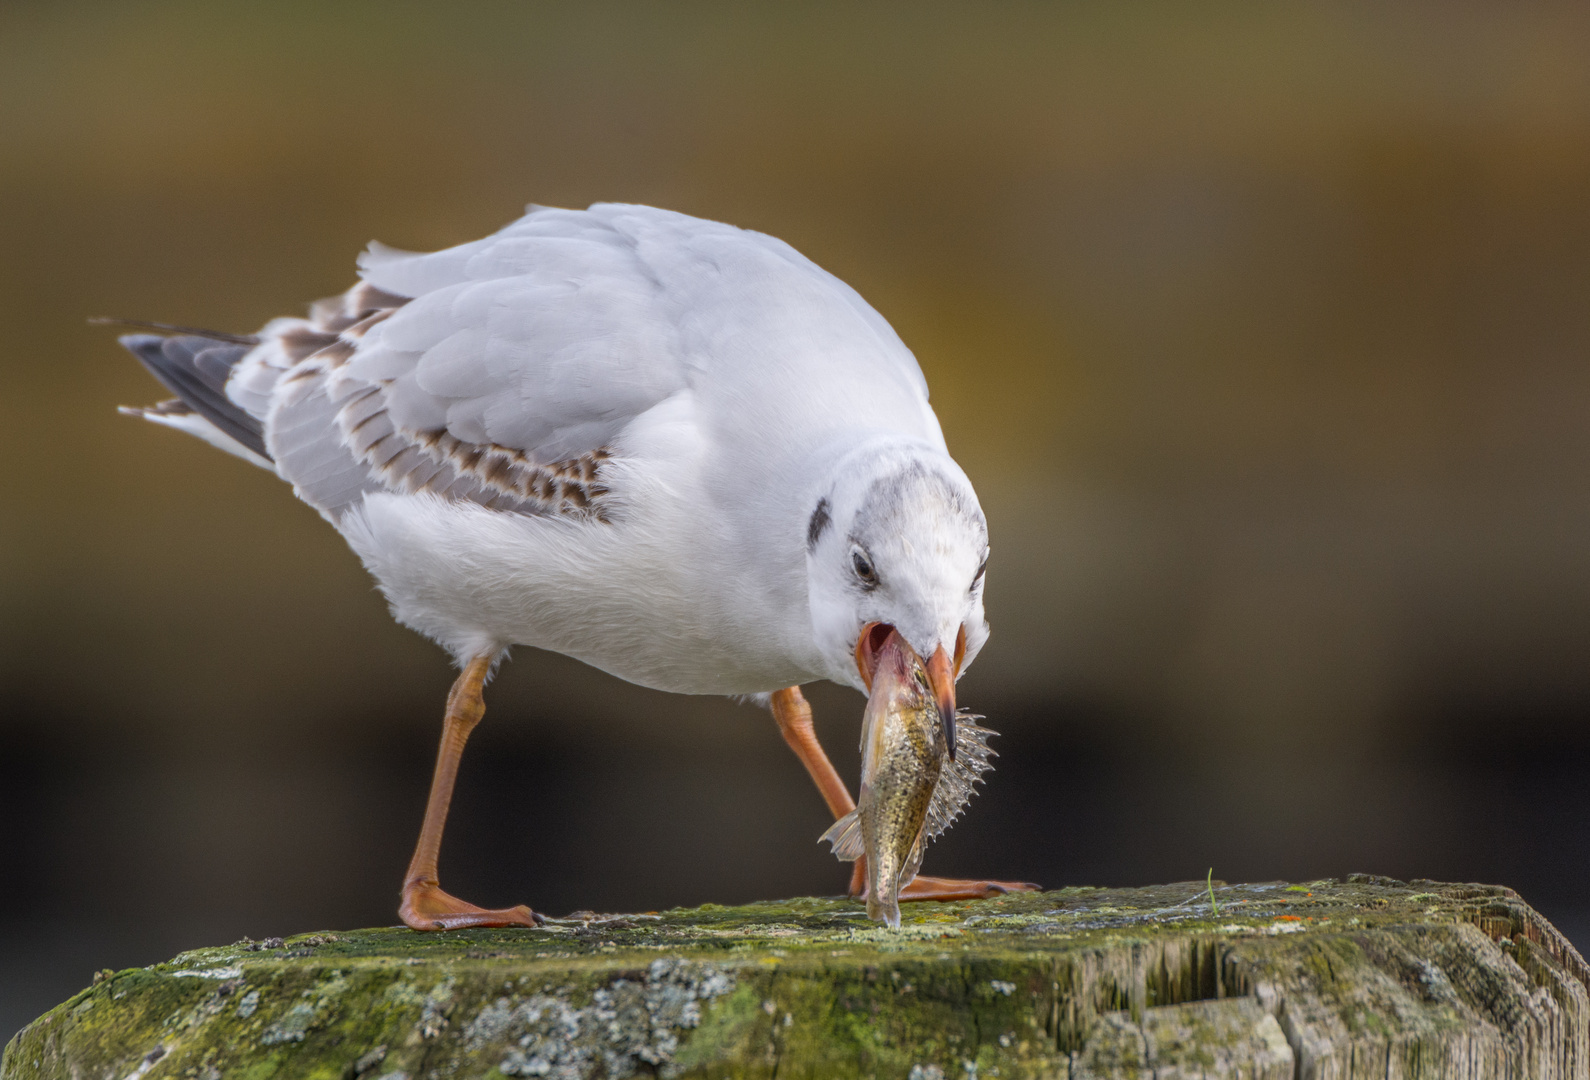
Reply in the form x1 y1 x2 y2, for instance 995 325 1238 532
257 280 616 521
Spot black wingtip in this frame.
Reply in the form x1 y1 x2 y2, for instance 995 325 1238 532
113 330 271 461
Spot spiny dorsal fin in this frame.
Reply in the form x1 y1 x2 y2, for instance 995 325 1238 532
923 710 997 842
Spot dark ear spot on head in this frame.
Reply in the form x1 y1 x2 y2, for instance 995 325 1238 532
807 497 831 551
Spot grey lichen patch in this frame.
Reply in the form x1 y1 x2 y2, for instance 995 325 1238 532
414 977 456 1040
258 972 350 1045
492 959 735 1078
4 879 1587 1080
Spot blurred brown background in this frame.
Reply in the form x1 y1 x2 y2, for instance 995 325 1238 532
6 0 1590 1040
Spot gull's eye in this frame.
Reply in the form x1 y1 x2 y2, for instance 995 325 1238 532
851 548 878 588
971 554 989 593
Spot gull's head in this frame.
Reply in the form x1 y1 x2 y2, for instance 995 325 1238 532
806 443 990 751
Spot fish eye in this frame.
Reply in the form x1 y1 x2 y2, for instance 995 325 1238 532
851 547 878 587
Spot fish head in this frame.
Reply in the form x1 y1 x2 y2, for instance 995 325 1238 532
858 624 939 723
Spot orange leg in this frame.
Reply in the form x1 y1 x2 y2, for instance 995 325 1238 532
771 686 856 821
399 655 542 931
770 686 1040 903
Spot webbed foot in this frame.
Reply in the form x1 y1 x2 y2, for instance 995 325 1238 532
899 875 1041 902
400 878 542 931
847 860 1039 903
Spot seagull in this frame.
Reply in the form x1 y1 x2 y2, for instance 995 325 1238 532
113 202 1038 930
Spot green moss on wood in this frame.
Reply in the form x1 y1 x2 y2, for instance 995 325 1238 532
4 878 1587 1079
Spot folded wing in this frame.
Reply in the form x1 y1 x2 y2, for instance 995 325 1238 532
229 206 698 522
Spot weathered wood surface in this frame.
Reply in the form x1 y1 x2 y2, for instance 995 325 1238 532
4 876 1587 1079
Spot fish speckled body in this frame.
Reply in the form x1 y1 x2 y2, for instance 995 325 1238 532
858 646 944 926
822 630 997 926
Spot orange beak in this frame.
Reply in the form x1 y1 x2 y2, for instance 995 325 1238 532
855 622 963 761
924 644 958 761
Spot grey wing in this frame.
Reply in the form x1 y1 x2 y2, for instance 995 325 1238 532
237 207 692 522
124 201 917 523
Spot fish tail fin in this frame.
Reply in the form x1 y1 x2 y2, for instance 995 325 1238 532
869 892 902 929
819 811 865 861
867 853 904 928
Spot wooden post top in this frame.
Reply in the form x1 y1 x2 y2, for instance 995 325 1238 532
5 877 1587 1079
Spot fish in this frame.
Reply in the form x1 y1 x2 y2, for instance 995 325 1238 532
820 628 997 927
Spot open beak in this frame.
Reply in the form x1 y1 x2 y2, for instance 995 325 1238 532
856 622 960 761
